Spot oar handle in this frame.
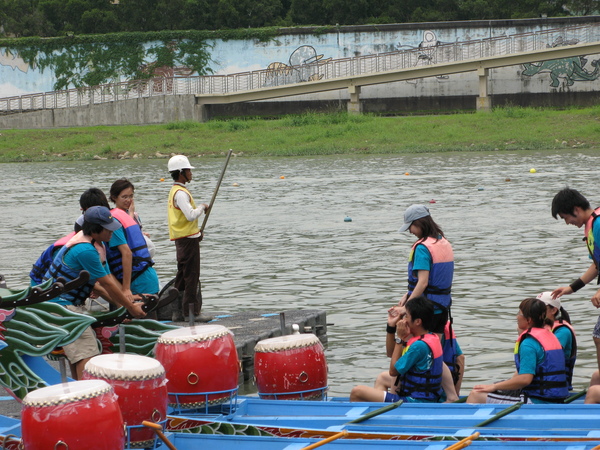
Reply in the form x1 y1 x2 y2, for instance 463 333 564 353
346 399 403 424
565 388 587 403
300 430 348 450
445 432 480 450
142 421 177 450
475 401 522 427
200 149 233 232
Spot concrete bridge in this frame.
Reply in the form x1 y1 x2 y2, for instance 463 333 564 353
195 41 600 118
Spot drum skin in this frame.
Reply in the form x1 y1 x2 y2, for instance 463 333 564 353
82 353 168 448
154 325 239 408
21 380 125 450
254 334 327 400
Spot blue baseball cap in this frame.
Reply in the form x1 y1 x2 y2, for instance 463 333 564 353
84 206 121 231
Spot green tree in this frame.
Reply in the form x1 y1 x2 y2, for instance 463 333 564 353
564 0 599 14
81 9 120 34
1 0 54 37
214 0 283 28
289 0 329 25
116 0 161 31
9 35 213 90
324 0 374 25
180 0 217 30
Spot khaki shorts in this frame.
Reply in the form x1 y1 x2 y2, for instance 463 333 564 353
61 305 100 365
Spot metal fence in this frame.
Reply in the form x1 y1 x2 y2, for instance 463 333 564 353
1 23 599 114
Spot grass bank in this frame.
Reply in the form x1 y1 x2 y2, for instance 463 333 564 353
1 106 599 163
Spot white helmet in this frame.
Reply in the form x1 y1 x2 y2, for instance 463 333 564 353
168 155 195 172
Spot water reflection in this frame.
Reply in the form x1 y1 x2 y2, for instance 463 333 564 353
1 150 600 396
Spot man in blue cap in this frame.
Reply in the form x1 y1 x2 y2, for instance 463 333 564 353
45 205 146 379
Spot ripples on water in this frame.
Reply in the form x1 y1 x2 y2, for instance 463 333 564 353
1 150 600 396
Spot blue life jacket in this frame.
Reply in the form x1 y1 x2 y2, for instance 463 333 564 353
584 208 600 281
408 237 454 309
30 232 75 285
45 243 96 306
398 333 444 402
514 327 568 402
552 320 577 391
442 321 460 385
106 208 153 282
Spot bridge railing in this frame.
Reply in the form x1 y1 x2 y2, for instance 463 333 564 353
1 23 599 113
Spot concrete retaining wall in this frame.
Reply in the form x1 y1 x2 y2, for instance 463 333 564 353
0 95 202 129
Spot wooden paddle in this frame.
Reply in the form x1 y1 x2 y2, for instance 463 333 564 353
474 401 522 427
300 430 348 450
142 421 177 450
346 399 403 424
445 432 480 450
200 149 233 233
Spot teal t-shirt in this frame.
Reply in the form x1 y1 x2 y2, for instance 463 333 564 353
109 228 159 295
394 339 432 375
63 243 109 281
412 244 432 272
554 325 573 359
518 336 551 404
54 243 109 305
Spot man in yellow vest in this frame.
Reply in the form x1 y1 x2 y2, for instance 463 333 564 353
167 155 212 322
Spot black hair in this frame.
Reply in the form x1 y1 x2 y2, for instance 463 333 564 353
82 220 104 236
520 298 547 328
412 215 445 240
80 188 110 211
545 305 572 326
405 295 435 331
170 170 181 181
551 187 590 219
559 306 572 324
109 178 134 203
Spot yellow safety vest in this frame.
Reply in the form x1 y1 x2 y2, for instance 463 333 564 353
168 185 200 240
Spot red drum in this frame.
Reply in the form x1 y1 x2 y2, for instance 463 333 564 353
82 353 168 449
21 380 124 450
254 333 328 400
154 325 239 409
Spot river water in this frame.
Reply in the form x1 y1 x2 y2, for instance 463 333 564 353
1 150 600 397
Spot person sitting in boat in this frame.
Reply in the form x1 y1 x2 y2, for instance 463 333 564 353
537 291 577 391
108 179 159 303
466 297 569 404
377 305 464 396
350 295 446 403
44 206 146 379
29 188 109 286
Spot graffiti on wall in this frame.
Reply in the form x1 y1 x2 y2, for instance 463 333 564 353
0 49 31 73
264 45 332 87
521 37 600 88
397 30 449 84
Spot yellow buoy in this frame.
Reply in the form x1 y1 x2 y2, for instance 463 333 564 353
530 168 536 173
233 182 239 187
405 172 410 176
280 176 285 179
160 178 165 182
